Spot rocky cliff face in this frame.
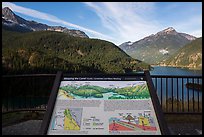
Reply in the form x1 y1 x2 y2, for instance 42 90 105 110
2 7 89 38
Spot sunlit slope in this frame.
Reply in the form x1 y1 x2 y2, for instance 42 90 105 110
164 37 202 69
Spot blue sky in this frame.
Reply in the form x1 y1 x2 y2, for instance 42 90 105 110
2 2 202 45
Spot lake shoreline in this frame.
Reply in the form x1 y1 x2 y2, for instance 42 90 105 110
148 66 202 76
150 65 202 71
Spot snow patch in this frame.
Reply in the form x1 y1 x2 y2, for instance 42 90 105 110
184 35 196 41
164 27 175 33
19 24 27 27
3 22 15 26
159 49 169 55
127 42 133 45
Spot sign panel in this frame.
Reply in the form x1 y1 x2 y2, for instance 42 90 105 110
40 71 169 135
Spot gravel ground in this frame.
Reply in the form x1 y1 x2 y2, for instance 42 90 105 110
167 123 202 135
2 120 202 135
2 120 42 135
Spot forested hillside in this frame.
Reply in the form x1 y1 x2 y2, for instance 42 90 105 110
2 29 150 74
163 37 202 69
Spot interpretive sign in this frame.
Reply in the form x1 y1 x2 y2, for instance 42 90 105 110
40 71 169 135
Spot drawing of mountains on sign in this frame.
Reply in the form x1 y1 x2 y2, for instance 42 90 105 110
109 110 157 132
58 81 150 100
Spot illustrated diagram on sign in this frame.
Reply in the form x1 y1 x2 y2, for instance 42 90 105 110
109 111 157 131
51 108 83 131
57 81 150 100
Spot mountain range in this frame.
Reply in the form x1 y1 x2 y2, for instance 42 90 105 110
119 27 196 64
2 7 201 73
2 7 88 38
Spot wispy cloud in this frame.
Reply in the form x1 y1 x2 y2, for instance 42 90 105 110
2 2 202 45
84 2 162 45
2 2 115 42
84 2 202 45
174 15 202 37
190 30 202 38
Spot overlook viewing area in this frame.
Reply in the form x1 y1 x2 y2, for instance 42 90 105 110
2 73 202 135
2 2 202 135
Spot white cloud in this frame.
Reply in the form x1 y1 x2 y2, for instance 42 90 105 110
2 2 202 45
190 30 202 38
2 2 115 42
84 2 202 45
84 2 162 45
173 15 202 37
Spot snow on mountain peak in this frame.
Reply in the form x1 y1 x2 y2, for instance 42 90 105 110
163 27 175 32
127 41 133 45
2 7 18 23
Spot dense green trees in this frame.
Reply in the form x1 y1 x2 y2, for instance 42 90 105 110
60 84 150 99
2 29 150 74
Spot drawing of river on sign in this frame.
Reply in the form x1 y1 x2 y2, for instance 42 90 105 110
109 111 157 131
51 108 82 131
58 81 150 100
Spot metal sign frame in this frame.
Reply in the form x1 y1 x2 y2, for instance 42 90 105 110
40 71 170 135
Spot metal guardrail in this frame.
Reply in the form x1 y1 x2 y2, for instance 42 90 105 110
152 75 202 114
2 74 56 113
2 74 202 114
